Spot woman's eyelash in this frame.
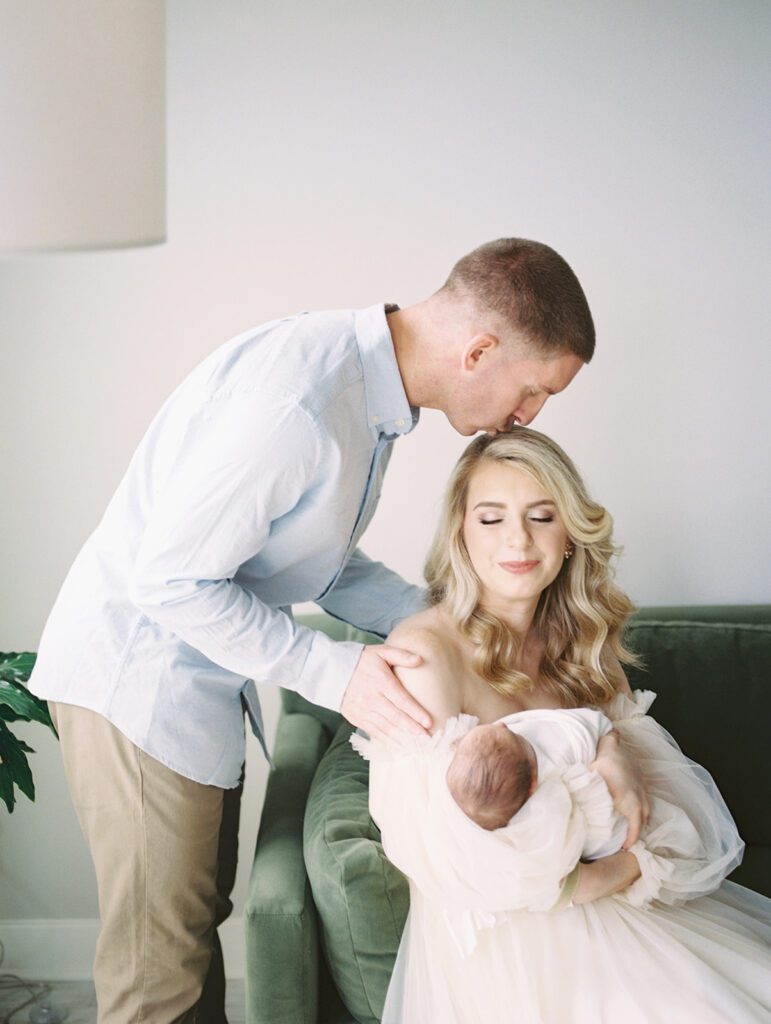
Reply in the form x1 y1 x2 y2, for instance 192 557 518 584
478 515 555 525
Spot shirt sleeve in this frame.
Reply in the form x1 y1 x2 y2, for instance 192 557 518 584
318 547 426 639
127 390 363 710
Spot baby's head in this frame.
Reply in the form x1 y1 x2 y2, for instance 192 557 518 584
446 722 537 831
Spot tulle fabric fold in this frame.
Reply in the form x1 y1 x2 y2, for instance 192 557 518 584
606 690 745 907
382 880 771 1024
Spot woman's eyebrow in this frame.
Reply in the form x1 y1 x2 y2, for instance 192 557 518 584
472 499 555 510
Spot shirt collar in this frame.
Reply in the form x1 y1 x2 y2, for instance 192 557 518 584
354 303 419 440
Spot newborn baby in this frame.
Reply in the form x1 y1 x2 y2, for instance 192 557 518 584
446 708 627 860
446 722 538 830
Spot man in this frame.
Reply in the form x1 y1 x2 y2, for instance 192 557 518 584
30 238 592 1021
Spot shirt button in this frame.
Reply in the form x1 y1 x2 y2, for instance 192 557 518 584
395 418 405 427
371 415 380 424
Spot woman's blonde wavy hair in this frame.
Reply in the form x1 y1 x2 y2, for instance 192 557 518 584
424 428 639 707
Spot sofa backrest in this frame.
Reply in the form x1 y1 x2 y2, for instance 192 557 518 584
625 606 771 856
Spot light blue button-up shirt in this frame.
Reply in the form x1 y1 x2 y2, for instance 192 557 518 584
30 304 425 787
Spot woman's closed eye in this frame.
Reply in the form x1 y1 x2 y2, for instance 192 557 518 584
479 514 555 525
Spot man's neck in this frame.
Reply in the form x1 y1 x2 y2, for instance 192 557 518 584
388 293 473 410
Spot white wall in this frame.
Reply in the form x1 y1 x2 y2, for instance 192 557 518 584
1 0 769 974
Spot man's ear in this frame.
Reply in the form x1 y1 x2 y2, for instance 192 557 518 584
462 333 500 372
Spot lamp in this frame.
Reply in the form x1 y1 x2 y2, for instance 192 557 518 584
0 0 166 252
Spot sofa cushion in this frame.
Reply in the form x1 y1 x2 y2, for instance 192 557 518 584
303 720 408 1024
245 711 332 1024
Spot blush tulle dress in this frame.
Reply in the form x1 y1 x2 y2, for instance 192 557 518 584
351 692 771 1024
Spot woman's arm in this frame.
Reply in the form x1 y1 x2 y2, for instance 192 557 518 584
571 851 642 905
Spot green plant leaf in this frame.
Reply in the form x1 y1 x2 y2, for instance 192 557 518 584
0 653 52 811
0 652 37 681
0 678 54 729
0 721 35 801
0 764 15 813
0 704 24 722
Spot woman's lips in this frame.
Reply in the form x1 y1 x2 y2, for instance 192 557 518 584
499 560 540 574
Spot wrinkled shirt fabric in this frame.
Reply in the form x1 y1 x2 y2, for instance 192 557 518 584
30 304 424 787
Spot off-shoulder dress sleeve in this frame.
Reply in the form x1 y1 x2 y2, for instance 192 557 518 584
605 690 745 908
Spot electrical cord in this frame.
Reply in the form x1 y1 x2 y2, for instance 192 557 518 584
0 940 55 1023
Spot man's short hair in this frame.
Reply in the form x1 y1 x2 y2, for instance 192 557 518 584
444 237 595 362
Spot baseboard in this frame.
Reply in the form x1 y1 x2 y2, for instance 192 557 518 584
0 917 246 980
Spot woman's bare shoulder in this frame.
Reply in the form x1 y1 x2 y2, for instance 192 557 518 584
389 605 457 654
388 606 465 729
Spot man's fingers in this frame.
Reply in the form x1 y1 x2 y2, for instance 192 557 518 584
376 644 423 668
380 674 432 730
367 689 430 735
343 680 430 737
355 708 398 743
349 698 427 741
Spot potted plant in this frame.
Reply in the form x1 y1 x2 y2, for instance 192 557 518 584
0 653 55 813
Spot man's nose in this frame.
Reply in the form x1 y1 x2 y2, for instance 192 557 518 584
514 394 549 427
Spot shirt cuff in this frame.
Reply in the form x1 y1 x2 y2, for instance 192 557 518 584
296 629 365 712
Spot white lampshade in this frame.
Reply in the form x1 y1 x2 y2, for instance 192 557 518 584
0 0 166 252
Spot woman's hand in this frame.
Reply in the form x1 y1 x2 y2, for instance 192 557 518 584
571 851 641 905
590 731 650 847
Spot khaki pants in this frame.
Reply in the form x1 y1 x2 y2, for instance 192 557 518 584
51 702 242 1024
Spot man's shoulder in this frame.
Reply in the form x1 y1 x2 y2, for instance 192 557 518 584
183 308 363 415
214 308 359 382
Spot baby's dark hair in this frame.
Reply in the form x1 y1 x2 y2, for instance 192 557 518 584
446 726 535 831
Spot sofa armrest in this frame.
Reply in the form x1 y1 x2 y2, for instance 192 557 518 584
245 709 332 1024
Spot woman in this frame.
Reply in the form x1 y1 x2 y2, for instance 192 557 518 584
355 428 771 1024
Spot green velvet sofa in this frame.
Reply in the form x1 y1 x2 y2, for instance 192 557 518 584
245 605 771 1024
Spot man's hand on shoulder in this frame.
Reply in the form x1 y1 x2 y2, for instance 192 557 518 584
340 624 461 741
340 643 432 741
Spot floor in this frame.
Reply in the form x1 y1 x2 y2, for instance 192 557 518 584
0 978 247 1023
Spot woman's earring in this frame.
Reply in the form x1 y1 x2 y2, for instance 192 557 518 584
564 544 574 560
